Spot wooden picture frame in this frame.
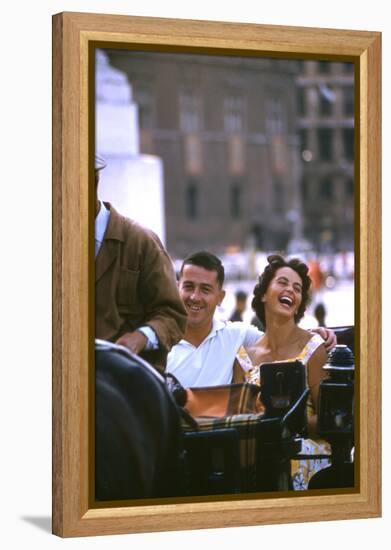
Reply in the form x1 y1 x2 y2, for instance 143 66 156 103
52 11 381 537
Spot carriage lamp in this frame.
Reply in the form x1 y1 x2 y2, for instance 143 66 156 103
318 344 355 438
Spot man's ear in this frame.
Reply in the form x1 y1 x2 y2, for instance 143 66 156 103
218 289 226 306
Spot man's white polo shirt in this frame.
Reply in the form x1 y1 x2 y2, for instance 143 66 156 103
166 319 262 388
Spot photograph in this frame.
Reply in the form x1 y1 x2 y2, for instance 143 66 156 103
94 47 356 501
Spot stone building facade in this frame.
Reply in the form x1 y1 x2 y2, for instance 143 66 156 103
106 50 302 258
104 50 354 258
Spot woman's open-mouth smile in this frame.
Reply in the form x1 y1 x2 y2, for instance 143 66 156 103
278 295 294 308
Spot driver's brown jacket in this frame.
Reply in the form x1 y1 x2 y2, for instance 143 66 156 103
95 203 187 370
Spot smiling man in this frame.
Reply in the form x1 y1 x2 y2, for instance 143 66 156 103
166 251 261 387
166 250 336 388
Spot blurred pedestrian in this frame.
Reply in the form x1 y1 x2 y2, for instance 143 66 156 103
251 314 264 332
314 302 327 327
308 257 324 293
229 290 248 322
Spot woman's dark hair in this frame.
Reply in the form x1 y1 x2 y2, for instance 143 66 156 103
251 254 312 327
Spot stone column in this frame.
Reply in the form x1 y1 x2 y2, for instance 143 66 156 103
95 49 166 244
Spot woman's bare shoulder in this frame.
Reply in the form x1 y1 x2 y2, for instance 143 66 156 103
297 326 314 343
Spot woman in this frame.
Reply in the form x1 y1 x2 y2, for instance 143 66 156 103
242 254 330 489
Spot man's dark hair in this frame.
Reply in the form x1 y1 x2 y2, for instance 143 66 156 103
251 254 312 327
180 251 225 287
235 290 248 302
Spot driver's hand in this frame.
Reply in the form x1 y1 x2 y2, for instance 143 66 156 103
312 327 337 351
115 331 147 355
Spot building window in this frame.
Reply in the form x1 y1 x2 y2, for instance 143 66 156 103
343 87 354 116
320 176 333 200
296 60 306 74
230 183 242 219
346 178 354 197
318 61 331 74
273 177 284 213
317 128 333 161
343 62 354 74
297 88 305 117
299 129 313 162
224 95 245 133
266 97 285 135
343 128 354 160
180 91 202 133
319 84 335 117
319 94 332 117
135 87 154 129
186 180 198 220
299 128 308 151
301 176 309 202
